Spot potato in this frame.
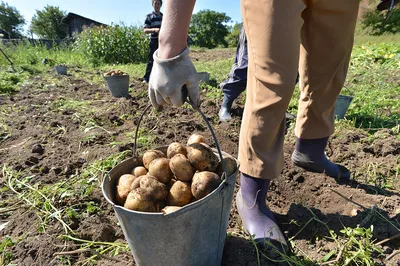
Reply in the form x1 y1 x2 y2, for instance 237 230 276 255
191 171 221 200
187 133 207 146
167 142 187 158
124 188 157 212
131 166 147 177
116 174 136 205
140 175 168 201
148 158 173 184
167 178 177 190
130 175 145 191
216 155 238 177
142 150 165 169
167 181 193 207
169 154 195 182
187 143 219 172
162 206 182 214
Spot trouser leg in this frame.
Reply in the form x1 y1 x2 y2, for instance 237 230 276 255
296 0 359 139
239 0 304 179
143 38 159 82
291 0 359 180
220 26 248 102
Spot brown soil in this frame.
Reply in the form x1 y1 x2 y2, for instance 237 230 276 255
191 48 235 62
0 68 399 265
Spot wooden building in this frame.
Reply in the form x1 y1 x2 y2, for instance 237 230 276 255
0 28 10 39
61 12 107 38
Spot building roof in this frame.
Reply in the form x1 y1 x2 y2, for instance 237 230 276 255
0 28 10 38
61 12 107 26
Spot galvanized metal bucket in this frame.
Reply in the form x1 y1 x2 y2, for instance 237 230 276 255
102 102 239 266
197 72 210 84
104 75 130 98
334 94 353 120
55 65 67 75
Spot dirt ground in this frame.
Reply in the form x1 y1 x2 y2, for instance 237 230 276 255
0 66 399 265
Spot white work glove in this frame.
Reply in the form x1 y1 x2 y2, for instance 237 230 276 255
148 47 200 111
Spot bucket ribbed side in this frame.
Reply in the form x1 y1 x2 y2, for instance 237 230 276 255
102 148 239 266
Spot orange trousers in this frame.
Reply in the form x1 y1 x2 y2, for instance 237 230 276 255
238 0 359 179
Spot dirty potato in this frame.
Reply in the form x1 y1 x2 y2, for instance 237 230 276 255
167 178 177 190
187 133 207 146
161 206 182 214
167 142 187 158
124 188 157 212
148 158 173 184
167 181 193 207
191 171 221 200
116 174 136 205
130 175 145 191
187 143 219 172
139 175 168 201
131 166 147 177
142 150 165 169
169 154 195 182
216 155 238 177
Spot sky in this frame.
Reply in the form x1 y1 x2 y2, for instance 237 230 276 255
10 0 243 34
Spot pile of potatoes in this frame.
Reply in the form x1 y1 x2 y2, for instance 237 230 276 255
115 133 237 214
104 69 127 77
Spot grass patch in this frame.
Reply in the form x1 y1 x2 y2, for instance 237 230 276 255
0 71 24 95
51 99 94 117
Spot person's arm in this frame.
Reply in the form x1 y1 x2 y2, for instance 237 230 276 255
144 28 159 34
143 14 160 35
148 0 199 110
158 0 196 59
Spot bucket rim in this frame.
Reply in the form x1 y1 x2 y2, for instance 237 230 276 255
337 94 354 100
104 74 129 79
101 149 239 218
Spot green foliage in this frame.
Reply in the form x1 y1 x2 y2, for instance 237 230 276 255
336 226 384 265
189 10 231 48
0 236 14 265
30 5 67 39
0 71 21 94
225 22 242 48
0 41 87 69
346 42 400 129
74 24 148 66
361 1 400 35
0 1 25 38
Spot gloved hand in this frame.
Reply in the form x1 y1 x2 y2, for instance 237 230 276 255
377 0 399 11
148 47 200 111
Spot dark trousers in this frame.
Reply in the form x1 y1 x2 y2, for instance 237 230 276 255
219 27 248 102
143 38 159 82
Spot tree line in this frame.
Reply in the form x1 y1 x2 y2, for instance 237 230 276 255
1 1 399 48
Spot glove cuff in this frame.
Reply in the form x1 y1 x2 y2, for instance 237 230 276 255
153 47 190 64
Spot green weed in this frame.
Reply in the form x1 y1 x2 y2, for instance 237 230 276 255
0 236 14 265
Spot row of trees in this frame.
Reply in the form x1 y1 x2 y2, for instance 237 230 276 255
0 2 67 39
1 1 399 47
0 1 239 47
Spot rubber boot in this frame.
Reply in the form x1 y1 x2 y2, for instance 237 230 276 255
236 173 287 249
218 95 233 122
291 137 350 180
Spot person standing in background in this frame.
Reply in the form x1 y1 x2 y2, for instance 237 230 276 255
142 0 163 83
219 25 248 122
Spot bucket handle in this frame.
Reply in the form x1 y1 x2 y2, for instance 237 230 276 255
133 98 227 181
